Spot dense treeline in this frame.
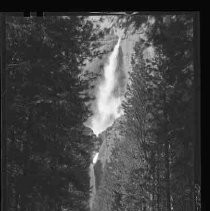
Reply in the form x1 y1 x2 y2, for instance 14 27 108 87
6 16 99 211
121 14 199 211
91 14 200 211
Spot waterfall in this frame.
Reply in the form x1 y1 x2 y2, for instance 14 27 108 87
89 37 123 210
90 37 123 137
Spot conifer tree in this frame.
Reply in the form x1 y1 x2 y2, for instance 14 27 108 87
6 16 99 211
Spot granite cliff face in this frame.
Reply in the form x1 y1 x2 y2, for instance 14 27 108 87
90 116 127 210
97 116 126 168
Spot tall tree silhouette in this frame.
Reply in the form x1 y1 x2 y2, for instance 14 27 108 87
121 14 197 211
6 16 99 211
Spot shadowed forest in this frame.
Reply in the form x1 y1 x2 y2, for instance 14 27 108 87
3 13 200 211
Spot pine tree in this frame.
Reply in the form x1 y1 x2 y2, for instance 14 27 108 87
123 14 196 211
6 16 98 211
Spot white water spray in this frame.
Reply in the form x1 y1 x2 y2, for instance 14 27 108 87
92 152 99 164
90 37 123 136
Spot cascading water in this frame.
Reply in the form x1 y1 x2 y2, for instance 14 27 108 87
89 36 124 210
90 37 123 137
